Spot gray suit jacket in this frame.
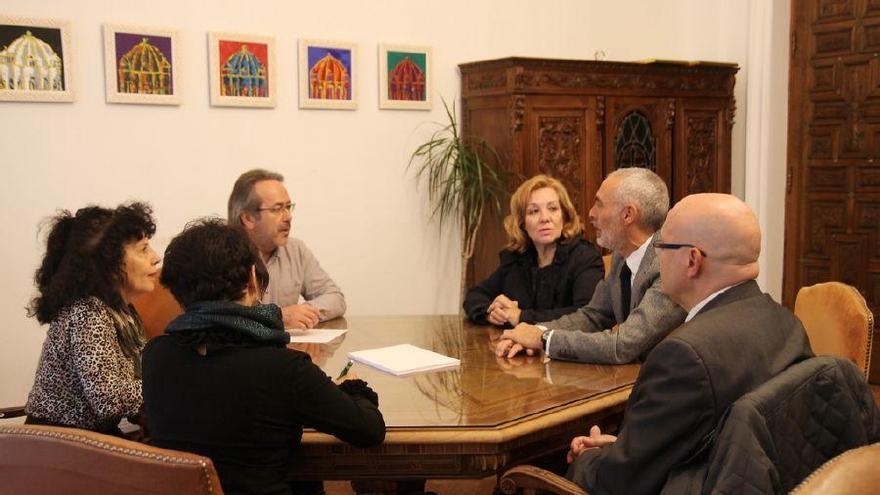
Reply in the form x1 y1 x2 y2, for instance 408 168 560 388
543 232 686 364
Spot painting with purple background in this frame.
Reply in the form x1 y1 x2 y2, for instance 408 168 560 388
114 32 173 92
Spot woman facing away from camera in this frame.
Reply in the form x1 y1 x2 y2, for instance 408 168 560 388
464 174 605 327
25 202 160 435
143 218 385 495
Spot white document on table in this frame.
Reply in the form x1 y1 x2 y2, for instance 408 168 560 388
348 344 460 376
286 328 348 343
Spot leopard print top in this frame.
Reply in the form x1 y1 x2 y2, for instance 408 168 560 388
25 297 143 431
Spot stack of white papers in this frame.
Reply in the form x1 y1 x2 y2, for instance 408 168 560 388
348 344 460 376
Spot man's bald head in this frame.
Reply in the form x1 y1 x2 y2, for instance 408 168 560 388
667 194 760 268
659 193 761 309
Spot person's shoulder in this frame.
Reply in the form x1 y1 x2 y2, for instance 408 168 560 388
565 238 601 259
498 246 528 266
63 297 113 322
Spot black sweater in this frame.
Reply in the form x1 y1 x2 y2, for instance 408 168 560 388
463 238 604 325
143 335 385 495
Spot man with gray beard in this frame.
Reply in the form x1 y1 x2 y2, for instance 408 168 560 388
495 168 686 364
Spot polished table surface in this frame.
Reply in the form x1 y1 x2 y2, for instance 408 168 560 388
288 315 639 482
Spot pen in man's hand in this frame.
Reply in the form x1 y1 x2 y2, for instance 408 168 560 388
336 359 354 380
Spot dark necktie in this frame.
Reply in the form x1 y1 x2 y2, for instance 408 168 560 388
619 262 632 322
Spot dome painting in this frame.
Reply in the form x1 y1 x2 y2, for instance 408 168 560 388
307 46 352 100
219 41 269 98
114 32 174 95
387 53 426 101
0 25 65 92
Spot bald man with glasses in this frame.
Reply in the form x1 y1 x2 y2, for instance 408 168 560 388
228 169 346 329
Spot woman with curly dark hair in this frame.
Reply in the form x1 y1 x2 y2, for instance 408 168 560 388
143 218 385 495
25 202 160 435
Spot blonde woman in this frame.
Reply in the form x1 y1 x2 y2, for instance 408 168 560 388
464 175 604 326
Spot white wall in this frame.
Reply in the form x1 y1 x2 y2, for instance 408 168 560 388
1 0 775 406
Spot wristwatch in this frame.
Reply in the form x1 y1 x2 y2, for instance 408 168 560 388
540 328 552 351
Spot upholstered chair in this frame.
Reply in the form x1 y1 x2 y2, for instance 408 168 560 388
790 443 880 495
0 424 223 494
794 281 874 378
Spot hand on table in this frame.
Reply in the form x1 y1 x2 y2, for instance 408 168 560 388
333 371 359 385
487 294 522 326
494 323 543 358
566 425 618 463
283 303 321 329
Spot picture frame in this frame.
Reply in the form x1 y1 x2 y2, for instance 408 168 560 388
208 32 276 108
103 24 180 105
298 38 357 110
379 44 431 110
0 15 74 102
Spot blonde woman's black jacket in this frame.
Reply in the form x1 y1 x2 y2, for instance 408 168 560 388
463 238 604 326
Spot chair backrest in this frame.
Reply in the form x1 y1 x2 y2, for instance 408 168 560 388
132 283 183 340
790 443 880 495
0 424 223 495
794 281 874 378
602 254 612 279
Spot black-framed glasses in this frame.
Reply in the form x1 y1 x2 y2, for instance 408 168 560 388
255 202 295 215
653 241 708 257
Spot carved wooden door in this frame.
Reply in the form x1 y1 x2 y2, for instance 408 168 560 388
523 95 601 239
604 97 674 191
785 0 880 318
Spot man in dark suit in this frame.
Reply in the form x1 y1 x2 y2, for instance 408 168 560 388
565 193 814 495
496 168 686 364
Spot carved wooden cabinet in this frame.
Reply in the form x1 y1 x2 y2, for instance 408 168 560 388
459 57 738 285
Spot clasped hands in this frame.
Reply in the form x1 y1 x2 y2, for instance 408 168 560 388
486 294 522 326
493 322 543 358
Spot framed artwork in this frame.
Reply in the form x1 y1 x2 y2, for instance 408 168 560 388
0 15 73 102
298 39 357 110
208 32 276 108
379 44 431 110
103 24 180 105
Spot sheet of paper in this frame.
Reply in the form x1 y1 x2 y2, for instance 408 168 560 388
286 328 348 343
348 343 460 376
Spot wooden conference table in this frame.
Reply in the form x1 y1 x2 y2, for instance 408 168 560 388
287 315 639 490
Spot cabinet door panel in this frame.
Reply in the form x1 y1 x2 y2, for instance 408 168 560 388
523 95 599 239
605 97 674 191
675 98 732 202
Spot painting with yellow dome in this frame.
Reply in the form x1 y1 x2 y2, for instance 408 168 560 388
103 24 180 105
209 32 276 108
0 16 73 102
379 44 432 110
299 39 357 110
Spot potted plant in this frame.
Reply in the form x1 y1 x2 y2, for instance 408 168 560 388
409 98 508 303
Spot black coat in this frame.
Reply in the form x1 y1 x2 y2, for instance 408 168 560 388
463 238 604 325
143 334 385 495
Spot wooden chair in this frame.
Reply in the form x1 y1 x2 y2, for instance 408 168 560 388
132 282 183 340
499 465 586 495
794 281 874 378
790 443 880 495
0 424 223 494
602 254 612 279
